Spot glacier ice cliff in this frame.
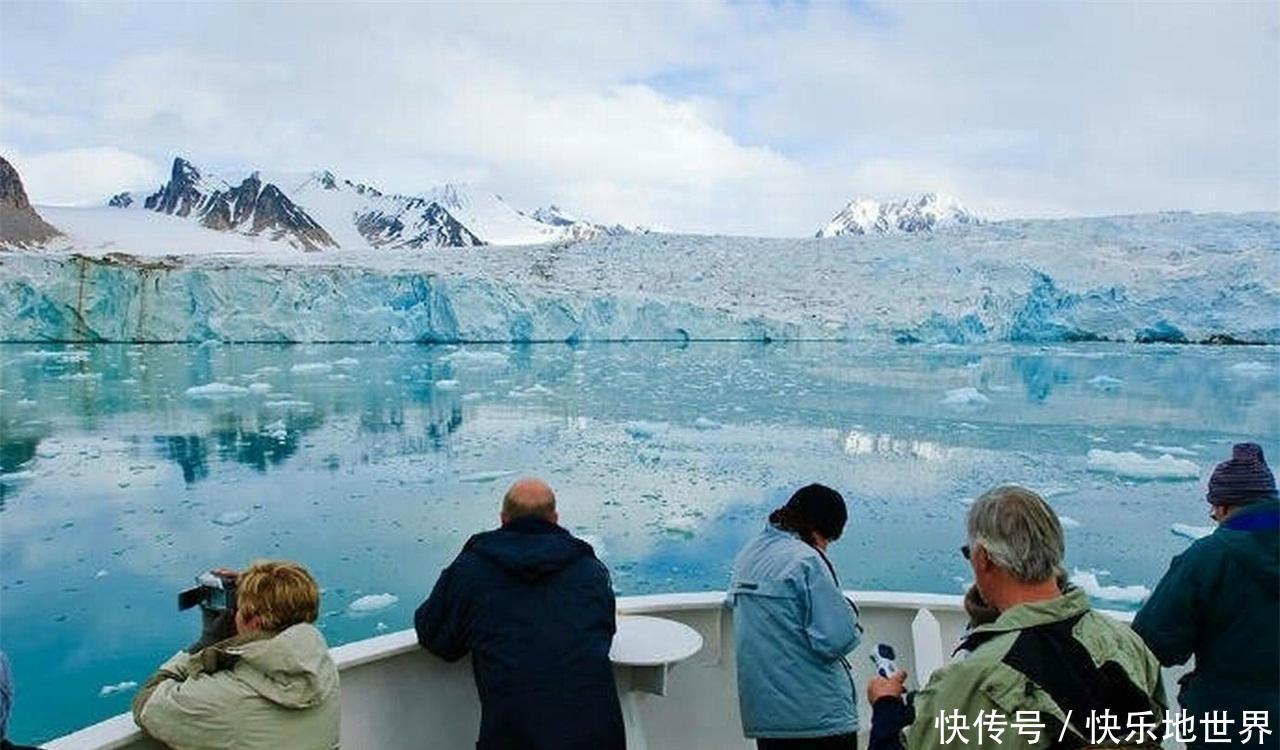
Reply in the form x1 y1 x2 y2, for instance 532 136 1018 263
2 212 1277 344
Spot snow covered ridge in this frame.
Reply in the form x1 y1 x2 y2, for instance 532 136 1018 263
105 157 630 251
817 193 982 237
2 212 1277 343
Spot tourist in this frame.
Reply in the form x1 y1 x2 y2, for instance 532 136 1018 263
866 486 1166 750
0 651 37 750
729 483 862 749
132 561 340 750
1133 442 1279 749
415 477 624 750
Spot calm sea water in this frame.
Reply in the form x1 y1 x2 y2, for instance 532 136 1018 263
2 341 1277 742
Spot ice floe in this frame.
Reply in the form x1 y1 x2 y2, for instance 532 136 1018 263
212 510 251 527
185 382 249 398
1229 361 1272 377
1170 523 1214 541
1087 375 1124 391
291 362 334 375
433 379 460 390
1086 449 1199 480
1069 569 1150 605
624 421 668 439
940 387 990 407
99 681 138 697
348 593 399 614
458 470 516 484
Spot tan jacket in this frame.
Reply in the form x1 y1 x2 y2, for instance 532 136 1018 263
133 623 340 750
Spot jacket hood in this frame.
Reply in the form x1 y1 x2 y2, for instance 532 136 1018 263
467 517 594 583
1216 500 1280 596
222 623 339 709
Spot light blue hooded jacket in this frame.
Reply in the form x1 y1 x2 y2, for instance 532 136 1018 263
728 524 861 739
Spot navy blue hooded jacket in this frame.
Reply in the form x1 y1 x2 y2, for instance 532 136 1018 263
415 516 624 750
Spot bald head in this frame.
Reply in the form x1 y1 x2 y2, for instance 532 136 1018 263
501 477 558 525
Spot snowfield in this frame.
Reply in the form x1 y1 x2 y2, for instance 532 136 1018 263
2 210 1277 343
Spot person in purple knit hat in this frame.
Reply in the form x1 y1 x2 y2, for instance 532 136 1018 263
1133 443 1279 749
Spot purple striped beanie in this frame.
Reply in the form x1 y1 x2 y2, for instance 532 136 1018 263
1207 443 1278 506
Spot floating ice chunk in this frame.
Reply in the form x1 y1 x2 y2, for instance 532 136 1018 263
459 470 516 484
1229 361 1272 377
248 382 273 394
186 382 248 398
1069 569 1150 605
461 392 483 401
263 420 288 442
59 372 103 381
434 379 460 390
348 593 398 614
1059 516 1082 529
940 387 989 407
661 514 699 537
99 681 138 697
444 350 509 368
264 400 313 409
213 510 251 527
375 622 389 632
291 363 333 375
693 417 722 430
1086 450 1199 480
625 421 668 439
1133 441 1197 457
1088 375 1124 391
1171 523 1214 541
332 357 360 368
254 366 282 376
94 569 110 579
524 383 554 395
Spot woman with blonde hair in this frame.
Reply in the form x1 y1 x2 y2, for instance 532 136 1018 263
133 560 340 750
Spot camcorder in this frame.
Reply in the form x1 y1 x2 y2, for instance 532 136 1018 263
178 571 238 613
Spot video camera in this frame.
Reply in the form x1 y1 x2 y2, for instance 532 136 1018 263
178 571 238 613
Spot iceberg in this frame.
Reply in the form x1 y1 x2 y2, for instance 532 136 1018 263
347 593 399 614
1069 569 1150 605
1086 449 1200 481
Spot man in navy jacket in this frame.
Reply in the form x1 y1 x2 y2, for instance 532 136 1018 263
415 477 625 750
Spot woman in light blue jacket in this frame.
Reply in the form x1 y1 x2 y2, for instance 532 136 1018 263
729 484 862 750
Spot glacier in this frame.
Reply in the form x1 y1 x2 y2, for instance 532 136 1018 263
2 211 1277 343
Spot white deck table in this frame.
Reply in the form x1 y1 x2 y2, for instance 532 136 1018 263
611 614 705 750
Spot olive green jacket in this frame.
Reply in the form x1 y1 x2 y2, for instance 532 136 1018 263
132 623 340 750
904 589 1166 750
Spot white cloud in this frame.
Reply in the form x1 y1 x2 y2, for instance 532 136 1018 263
4 146 162 206
0 0 1275 232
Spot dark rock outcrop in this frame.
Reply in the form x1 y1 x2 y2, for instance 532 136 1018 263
0 155 62 248
138 157 336 251
355 200 483 249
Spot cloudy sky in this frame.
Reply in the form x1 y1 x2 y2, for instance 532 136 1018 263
1 0 1276 236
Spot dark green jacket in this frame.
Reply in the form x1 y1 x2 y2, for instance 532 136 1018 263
1132 500 1280 724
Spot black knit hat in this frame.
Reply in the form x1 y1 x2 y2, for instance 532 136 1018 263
1207 443 1278 506
782 484 848 541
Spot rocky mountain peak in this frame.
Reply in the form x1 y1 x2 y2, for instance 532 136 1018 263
0 155 63 247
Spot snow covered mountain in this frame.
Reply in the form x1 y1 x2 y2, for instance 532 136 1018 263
110 158 338 251
0 156 62 248
817 193 982 237
107 157 622 251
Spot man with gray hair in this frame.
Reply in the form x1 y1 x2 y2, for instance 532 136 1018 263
415 477 624 750
866 485 1166 750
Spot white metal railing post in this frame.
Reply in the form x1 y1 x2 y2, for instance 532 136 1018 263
910 607 946 687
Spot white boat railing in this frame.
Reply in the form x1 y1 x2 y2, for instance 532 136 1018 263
43 591 1174 750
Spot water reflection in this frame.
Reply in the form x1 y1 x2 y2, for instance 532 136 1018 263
0 341 1278 742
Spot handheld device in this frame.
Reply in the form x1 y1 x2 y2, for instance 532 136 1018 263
178 571 237 612
870 643 897 678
